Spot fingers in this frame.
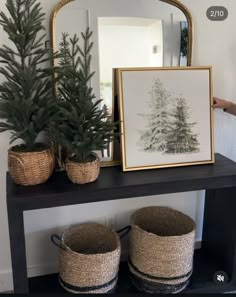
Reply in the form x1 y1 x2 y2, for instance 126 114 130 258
213 103 221 108
213 97 221 105
212 97 220 108
212 97 233 110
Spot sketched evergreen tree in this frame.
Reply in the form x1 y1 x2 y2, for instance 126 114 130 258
165 98 199 154
137 78 171 152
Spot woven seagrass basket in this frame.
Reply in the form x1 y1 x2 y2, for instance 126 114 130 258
8 145 55 186
65 156 100 184
129 206 196 294
51 223 121 294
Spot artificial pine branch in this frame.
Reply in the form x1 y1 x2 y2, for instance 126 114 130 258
180 27 188 57
49 29 116 163
0 0 57 151
59 33 72 67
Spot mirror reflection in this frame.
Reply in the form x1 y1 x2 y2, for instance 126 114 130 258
52 0 192 165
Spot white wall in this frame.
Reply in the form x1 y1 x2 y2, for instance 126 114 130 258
0 0 236 292
98 19 163 109
98 21 163 82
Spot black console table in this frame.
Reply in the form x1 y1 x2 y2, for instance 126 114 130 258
7 153 236 294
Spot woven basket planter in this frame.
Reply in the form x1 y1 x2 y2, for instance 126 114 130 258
8 145 55 186
129 206 196 294
65 156 100 184
51 223 121 294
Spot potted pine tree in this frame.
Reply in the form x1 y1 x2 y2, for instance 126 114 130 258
49 29 116 184
0 0 56 186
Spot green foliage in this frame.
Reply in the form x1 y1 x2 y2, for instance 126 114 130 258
58 32 72 67
180 27 188 57
0 0 57 151
49 29 116 163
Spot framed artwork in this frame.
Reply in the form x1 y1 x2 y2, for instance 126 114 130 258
117 66 214 172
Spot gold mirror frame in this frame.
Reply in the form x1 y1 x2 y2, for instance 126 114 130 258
50 0 193 66
160 0 193 66
50 0 194 168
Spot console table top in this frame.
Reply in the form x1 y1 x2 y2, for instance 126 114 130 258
6 153 236 210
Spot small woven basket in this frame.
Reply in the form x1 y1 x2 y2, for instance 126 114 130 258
65 156 100 184
8 146 55 186
51 223 121 294
129 207 196 294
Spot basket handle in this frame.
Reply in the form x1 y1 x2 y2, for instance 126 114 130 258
117 225 132 239
51 234 68 251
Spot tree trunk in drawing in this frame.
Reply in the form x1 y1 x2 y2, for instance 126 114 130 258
165 98 200 154
137 79 171 152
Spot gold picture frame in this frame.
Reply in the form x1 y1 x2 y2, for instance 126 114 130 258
117 66 215 172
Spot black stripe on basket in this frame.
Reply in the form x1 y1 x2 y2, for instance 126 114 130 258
128 258 192 281
130 270 190 294
59 274 118 293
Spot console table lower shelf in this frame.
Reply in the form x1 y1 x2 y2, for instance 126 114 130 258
28 250 234 294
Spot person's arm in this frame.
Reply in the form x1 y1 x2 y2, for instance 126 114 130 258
213 97 236 116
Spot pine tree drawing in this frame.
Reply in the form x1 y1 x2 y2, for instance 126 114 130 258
137 78 171 152
165 98 199 154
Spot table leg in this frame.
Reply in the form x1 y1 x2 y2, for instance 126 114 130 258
7 201 28 293
202 187 236 283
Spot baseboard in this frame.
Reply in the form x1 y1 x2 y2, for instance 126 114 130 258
0 270 13 293
28 262 58 278
0 241 202 292
0 263 58 293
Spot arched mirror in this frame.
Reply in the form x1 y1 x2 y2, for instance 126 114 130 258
51 0 193 166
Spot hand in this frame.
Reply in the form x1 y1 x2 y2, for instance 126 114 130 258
213 97 233 110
